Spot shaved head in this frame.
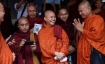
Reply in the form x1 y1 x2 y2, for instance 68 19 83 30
79 1 92 10
27 3 37 18
44 10 56 26
44 10 55 17
78 1 92 18
18 17 29 33
18 17 29 24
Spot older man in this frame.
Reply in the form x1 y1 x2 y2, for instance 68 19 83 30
38 10 69 64
73 1 105 64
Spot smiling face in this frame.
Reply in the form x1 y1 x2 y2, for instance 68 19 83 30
44 10 56 26
78 1 92 19
0 3 5 25
58 9 69 22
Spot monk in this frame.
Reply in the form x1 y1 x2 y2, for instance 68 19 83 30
38 10 69 64
73 1 105 64
56 8 76 64
0 2 13 64
92 0 105 20
8 17 41 64
27 3 44 30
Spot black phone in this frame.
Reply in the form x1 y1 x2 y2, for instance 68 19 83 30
24 41 34 45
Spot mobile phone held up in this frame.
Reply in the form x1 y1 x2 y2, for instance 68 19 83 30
24 41 34 45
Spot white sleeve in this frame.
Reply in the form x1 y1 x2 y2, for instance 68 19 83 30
14 3 22 11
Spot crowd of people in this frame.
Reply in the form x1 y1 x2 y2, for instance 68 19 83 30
0 0 105 64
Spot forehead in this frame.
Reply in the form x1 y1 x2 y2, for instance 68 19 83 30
96 0 102 3
59 9 67 13
19 19 28 24
28 5 36 10
46 12 55 17
78 4 86 10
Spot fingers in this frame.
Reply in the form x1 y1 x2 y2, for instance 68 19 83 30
8 39 15 46
69 46 75 54
5 35 11 42
20 39 26 46
12 52 16 61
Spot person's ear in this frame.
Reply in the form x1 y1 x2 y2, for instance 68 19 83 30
17 24 19 28
44 17 47 21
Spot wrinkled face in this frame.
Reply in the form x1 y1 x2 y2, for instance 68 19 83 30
78 5 90 18
58 9 69 22
0 3 5 25
18 19 29 33
27 6 37 18
44 12 56 26
95 0 103 9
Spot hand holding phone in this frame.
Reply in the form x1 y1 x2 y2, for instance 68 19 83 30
24 40 34 45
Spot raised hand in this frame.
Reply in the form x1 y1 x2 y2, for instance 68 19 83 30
72 18 84 32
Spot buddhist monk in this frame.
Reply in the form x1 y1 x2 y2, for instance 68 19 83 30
73 1 105 64
57 8 76 64
8 17 41 64
0 2 13 64
27 3 44 30
92 0 105 20
38 10 69 64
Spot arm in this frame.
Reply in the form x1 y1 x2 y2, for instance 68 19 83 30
42 0 46 13
51 2 56 12
15 0 26 9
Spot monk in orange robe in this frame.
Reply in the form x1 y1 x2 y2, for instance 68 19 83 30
73 1 105 64
0 2 13 64
38 10 69 64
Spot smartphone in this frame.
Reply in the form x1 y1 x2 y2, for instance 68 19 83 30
7 36 14 43
24 41 34 45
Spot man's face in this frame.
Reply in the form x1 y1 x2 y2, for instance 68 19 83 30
78 5 90 18
18 19 29 33
44 12 56 26
58 9 69 22
27 6 37 18
95 1 103 9
0 3 5 25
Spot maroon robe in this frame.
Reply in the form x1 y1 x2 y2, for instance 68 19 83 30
27 16 44 29
56 19 74 41
96 9 105 21
9 31 41 64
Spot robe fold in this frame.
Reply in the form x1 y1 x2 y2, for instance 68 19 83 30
77 14 105 64
0 32 13 64
38 23 69 64
9 31 41 64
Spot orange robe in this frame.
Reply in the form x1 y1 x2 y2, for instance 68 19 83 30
0 32 13 64
77 14 105 64
38 23 69 64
